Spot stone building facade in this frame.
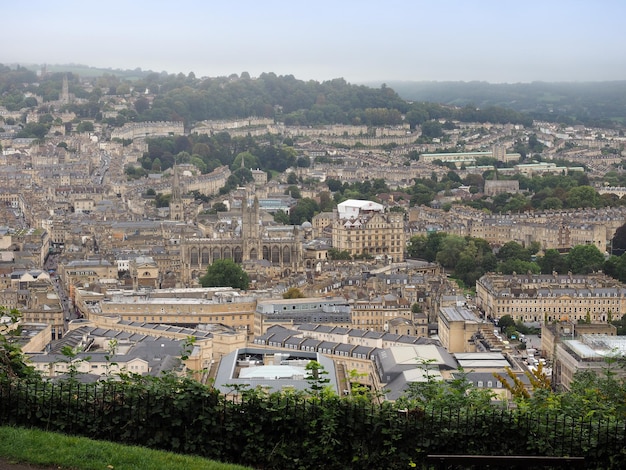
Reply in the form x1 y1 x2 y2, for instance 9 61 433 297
181 197 304 285
476 273 626 324
331 200 406 262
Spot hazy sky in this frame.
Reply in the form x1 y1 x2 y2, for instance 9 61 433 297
3 0 625 84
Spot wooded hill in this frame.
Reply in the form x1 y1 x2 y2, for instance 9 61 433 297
376 80 626 128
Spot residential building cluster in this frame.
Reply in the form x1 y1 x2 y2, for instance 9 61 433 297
1 72 625 399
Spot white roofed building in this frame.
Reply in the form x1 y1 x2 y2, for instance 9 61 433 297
332 199 405 262
337 199 384 219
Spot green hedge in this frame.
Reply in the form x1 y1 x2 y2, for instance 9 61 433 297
1 378 625 469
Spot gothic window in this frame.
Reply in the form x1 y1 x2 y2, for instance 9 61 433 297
213 248 221 261
190 248 199 265
201 248 210 264
283 246 291 263
234 246 243 263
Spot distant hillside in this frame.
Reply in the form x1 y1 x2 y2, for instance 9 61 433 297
367 80 626 128
15 62 154 80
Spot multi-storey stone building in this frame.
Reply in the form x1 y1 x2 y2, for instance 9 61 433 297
110 121 184 140
350 294 413 332
76 287 257 338
254 297 351 336
410 205 626 252
476 273 626 324
438 305 483 353
331 199 406 262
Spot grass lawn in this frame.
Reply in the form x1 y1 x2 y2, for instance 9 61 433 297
0 426 252 470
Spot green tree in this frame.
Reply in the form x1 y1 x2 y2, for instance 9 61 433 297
286 172 298 185
305 360 331 396
411 302 423 314
498 314 515 330
76 121 94 133
567 244 605 274
497 241 531 262
273 209 290 225
289 198 319 225
420 120 443 139
285 185 301 199
58 345 91 381
232 151 259 170
498 259 540 275
604 254 626 283
212 202 228 212
611 222 626 256
318 191 335 212
540 196 563 210
538 249 567 274
328 248 352 260
435 235 467 269
402 362 494 410
566 186 601 208
407 232 447 262
151 157 162 172
0 307 38 379
134 97 150 114
199 259 249 290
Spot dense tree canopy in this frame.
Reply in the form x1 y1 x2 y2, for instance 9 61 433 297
199 259 249 290
566 244 605 274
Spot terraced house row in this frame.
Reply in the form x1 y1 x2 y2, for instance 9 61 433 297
476 273 626 323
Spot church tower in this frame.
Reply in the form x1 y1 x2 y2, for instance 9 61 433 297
60 74 70 105
169 165 184 221
241 194 261 261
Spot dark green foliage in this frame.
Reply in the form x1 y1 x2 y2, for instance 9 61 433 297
212 202 228 212
328 248 352 260
566 244 605 274
154 193 171 208
538 249 568 274
1 375 624 470
611 222 626 256
288 198 319 225
199 259 249 290
76 121 94 133
0 308 38 380
408 233 498 286
273 209 290 225
498 314 515 330
497 241 531 262
16 122 49 139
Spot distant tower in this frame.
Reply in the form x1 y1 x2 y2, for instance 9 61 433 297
492 144 506 162
169 165 184 221
60 74 70 105
241 194 261 261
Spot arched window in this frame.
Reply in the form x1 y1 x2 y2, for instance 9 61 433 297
190 248 198 265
